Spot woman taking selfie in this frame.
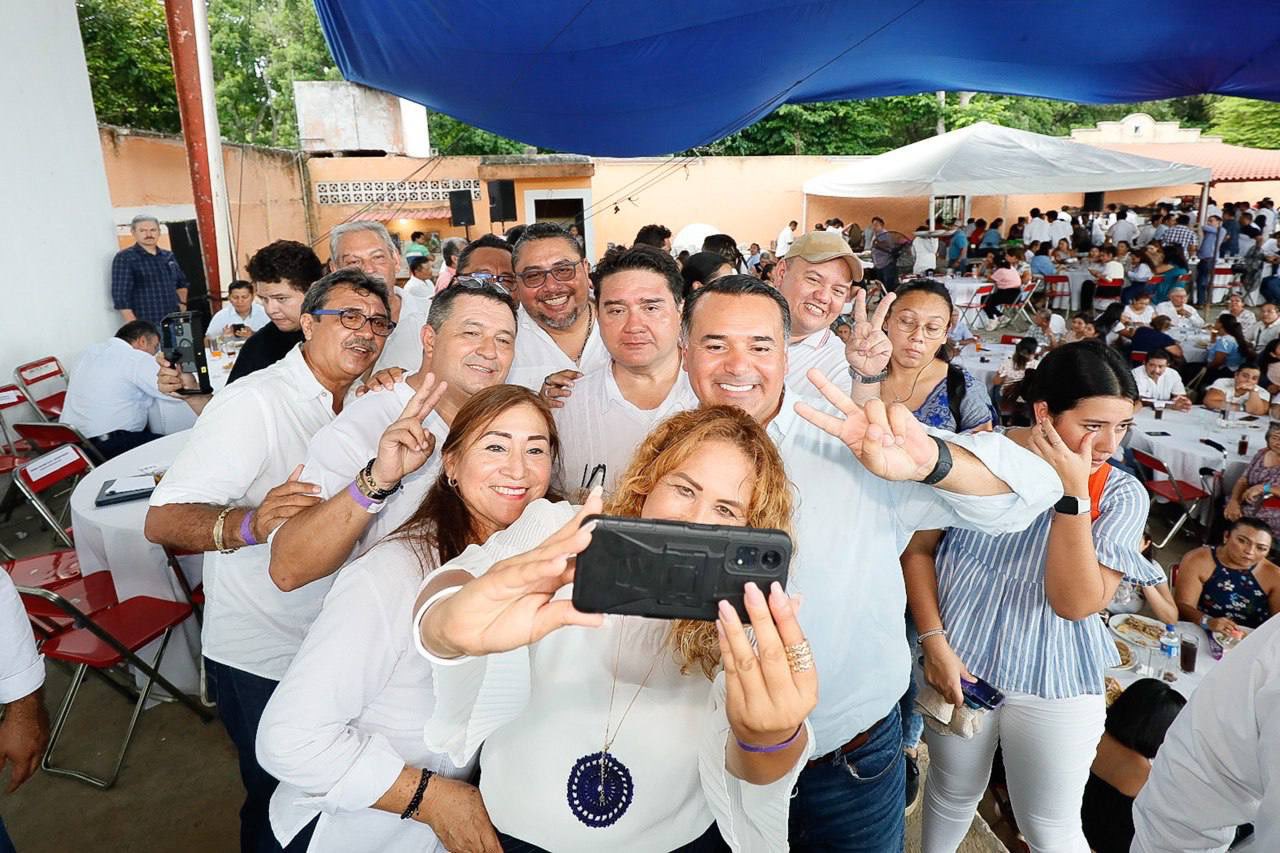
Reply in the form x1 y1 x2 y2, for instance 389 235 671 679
256 385 562 852
880 280 994 433
902 340 1160 852
414 406 815 852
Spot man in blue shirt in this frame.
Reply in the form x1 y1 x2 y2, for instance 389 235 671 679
1196 215 1223 305
1029 242 1058 278
111 214 189 326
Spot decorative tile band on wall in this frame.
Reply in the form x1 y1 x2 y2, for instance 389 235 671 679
315 179 482 205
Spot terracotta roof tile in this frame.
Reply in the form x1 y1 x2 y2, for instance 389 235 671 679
1078 141 1280 182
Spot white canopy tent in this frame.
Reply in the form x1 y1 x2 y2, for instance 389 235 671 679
803 122 1213 228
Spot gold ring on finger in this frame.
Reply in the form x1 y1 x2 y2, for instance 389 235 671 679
784 640 814 673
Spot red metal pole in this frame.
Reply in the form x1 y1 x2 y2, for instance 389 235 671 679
164 0 221 310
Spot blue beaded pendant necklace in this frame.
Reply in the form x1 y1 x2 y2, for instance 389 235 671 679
566 623 663 828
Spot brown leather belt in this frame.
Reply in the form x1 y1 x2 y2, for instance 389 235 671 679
805 722 877 769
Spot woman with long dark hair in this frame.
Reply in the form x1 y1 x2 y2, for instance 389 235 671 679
880 280 994 432
1205 313 1254 383
680 251 735 299
257 386 563 852
1150 243 1189 304
905 340 1162 851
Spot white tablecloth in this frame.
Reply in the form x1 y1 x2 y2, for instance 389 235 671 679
1045 266 1094 311
953 342 1016 391
69 430 202 694
1167 328 1211 364
1109 619 1220 699
1127 406 1265 494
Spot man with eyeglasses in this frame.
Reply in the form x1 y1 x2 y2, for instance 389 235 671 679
145 269 391 853
330 222 430 375
507 221 610 391
776 230 865 394
450 233 517 292
268 277 519 592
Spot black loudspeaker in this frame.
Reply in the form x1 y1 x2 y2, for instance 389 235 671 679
1083 191 1105 213
449 190 476 227
488 180 517 221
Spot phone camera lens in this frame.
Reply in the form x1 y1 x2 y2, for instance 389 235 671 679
734 546 758 566
761 550 782 569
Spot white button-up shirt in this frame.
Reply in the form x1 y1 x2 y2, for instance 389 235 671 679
0 570 44 704
776 226 795 256
1023 217 1052 245
59 337 188 439
552 364 697 498
257 538 473 852
149 345 355 680
1132 613 1280 853
1255 318 1280 351
768 395 1061 752
208 302 271 334
1155 302 1206 332
507 309 609 391
786 329 852 395
1131 366 1186 401
1049 219 1074 245
297 379 449 556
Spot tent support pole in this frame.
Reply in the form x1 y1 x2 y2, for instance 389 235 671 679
1198 181 1210 226
928 195 936 230
801 192 808 235
963 196 972 223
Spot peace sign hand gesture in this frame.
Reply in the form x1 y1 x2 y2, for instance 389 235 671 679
795 368 941 482
371 373 448 487
424 491 606 659
845 289 895 380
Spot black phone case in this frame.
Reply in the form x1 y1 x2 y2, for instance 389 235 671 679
161 311 213 394
571 515 791 621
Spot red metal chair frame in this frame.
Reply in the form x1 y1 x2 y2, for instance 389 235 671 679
13 356 68 422
1093 278 1124 311
11 421 104 464
16 584 212 788
1131 448 1210 548
13 444 94 548
956 284 994 328
1042 274 1071 310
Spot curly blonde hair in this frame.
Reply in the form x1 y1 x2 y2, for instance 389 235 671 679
604 405 794 679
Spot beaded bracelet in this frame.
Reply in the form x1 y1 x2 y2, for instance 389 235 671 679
400 767 434 820
735 723 803 754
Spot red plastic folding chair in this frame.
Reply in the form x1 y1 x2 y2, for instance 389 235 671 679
12 444 94 548
13 356 68 422
956 283 993 328
1000 335 1024 345
0 383 36 463
1131 449 1211 548
1131 351 1149 365
1093 278 1124 311
15 582 212 788
11 421 104 463
1043 274 1072 311
1005 280 1041 328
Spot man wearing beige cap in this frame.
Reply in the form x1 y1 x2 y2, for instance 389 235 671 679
778 229 865 392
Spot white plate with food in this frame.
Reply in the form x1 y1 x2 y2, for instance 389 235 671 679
1214 624 1253 650
1109 638 1136 670
1108 613 1166 650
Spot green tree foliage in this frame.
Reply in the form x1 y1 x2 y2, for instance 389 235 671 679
427 112 527 156
1211 97 1280 149
77 0 181 132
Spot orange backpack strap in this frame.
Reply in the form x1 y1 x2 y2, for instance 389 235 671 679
1087 462 1112 522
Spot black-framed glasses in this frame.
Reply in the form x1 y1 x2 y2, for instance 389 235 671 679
517 261 581 288
310 308 396 337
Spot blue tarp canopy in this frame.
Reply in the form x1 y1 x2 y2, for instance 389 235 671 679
313 1 1280 157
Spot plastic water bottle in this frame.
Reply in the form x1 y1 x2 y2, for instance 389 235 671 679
1159 624 1179 680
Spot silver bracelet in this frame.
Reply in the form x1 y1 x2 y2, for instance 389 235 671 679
849 366 889 384
917 627 947 645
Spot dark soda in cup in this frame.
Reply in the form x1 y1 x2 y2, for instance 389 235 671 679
1180 636 1197 673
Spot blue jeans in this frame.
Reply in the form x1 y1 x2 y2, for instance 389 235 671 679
789 707 906 851
206 659 312 853
0 816 15 853
899 617 924 751
1195 258 1215 304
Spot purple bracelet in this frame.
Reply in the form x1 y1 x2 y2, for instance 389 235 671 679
735 724 804 754
347 479 379 510
239 510 258 547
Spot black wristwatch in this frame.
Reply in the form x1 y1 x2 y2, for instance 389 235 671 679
919 436 953 486
1054 495 1090 515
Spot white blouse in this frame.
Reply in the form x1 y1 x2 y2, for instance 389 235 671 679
413 499 812 852
257 537 475 852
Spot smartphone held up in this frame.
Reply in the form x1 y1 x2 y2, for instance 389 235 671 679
572 515 792 622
